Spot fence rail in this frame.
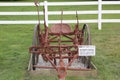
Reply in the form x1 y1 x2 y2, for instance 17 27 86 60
0 1 120 6
0 10 120 15
0 1 120 30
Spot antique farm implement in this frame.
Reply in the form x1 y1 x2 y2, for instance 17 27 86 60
29 1 96 80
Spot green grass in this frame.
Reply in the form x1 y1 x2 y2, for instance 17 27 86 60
0 23 120 80
0 1 120 80
0 25 33 80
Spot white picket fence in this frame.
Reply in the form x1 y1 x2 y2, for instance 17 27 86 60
0 0 120 30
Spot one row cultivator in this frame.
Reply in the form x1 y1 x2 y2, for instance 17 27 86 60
28 1 97 80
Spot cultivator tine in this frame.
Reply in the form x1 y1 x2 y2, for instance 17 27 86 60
61 10 63 24
76 11 79 25
60 10 63 33
34 0 40 24
34 0 39 6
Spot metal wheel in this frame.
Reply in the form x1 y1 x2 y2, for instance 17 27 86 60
32 24 40 70
81 24 91 68
82 24 91 45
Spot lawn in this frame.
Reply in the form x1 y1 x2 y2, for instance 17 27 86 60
0 1 120 80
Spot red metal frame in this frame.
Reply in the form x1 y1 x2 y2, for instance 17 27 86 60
29 1 91 79
29 23 91 80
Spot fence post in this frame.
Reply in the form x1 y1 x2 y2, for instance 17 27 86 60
44 1 48 27
98 0 102 30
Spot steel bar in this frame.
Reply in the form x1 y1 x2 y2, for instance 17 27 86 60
33 65 91 71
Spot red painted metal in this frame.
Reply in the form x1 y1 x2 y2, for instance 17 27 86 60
33 65 91 71
29 22 91 79
29 1 92 80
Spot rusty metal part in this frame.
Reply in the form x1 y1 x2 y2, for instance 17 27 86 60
29 23 92 79
50 24 72 33
29 5 92 79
